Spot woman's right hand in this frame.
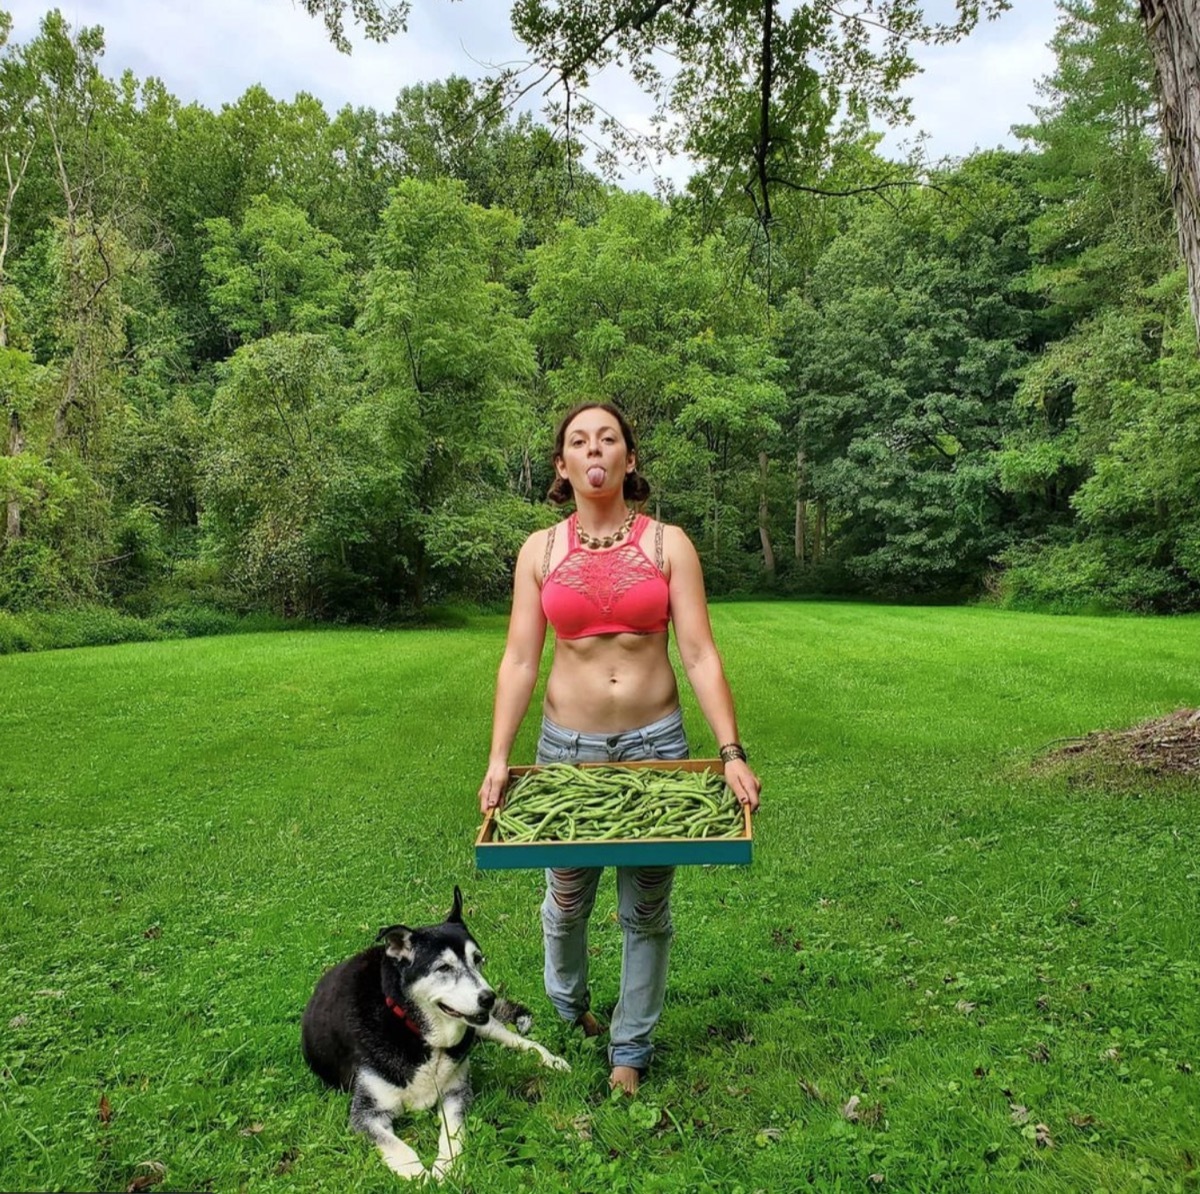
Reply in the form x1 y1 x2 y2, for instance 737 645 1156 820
479 759 511 813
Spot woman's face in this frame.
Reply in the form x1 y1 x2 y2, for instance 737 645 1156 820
556 407 635 498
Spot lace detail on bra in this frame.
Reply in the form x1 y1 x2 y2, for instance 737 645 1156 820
549 541 662 617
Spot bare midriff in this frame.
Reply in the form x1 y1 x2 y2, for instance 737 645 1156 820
543 631 679 733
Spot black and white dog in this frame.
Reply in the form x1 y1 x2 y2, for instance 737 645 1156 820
301 887 569 1181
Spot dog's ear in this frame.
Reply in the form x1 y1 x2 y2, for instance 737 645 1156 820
447 886 464 924
377 924 414 965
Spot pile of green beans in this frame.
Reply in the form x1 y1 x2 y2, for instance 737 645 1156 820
492 764 744 843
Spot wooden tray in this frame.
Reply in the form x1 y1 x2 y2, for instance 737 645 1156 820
474 758 753 870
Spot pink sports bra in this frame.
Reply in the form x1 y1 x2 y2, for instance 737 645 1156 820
540 513 670 640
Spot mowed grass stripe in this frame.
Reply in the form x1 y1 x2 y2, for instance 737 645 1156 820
1 605 1198 1192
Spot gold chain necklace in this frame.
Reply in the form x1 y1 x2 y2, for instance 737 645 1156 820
576 508 636 550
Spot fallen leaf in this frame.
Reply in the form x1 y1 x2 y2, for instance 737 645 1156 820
1034 1123 1055 1149
869 1175 885 1186
99 1094 112 1124
238 1123 264 1137
1104 1047 1122 1062
1068 1114 1095 1130
954 1000 977 1014
1036 996 1050 1011
142 925 162 940
1028 1042 1050 1064
8 1015 28 1029
126 1160 165 1192
842 1095 861 1122
34 989 65 999
571 1115 593 1141
1010 1103 1030 1125
798 1078 824 1103
275 1149 298 1176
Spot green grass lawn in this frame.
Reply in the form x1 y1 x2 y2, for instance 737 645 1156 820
1 604 1198 1193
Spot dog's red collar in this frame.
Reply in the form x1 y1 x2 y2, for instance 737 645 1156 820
384 996 421 1035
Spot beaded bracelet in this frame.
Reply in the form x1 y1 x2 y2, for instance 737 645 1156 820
719 742 748 764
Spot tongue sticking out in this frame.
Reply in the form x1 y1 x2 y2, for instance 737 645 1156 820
586 467 606 488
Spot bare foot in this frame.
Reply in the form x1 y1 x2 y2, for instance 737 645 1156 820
609 1065 640 1095
575 1011 602 1038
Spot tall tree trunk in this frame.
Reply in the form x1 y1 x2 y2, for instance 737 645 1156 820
794 447 807 563
5 408 22 541
1 155 26 544
520 445 532 497
758 451 775 580
414 541 426 611
813 499 826 563
0 280 21 543
709 460 719 556
1141 0 1200 338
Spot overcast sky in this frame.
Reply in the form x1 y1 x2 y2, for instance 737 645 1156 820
7 1 1060 191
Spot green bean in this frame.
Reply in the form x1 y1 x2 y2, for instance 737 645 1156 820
491 765 745 844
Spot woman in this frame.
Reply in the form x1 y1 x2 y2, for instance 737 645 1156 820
478 402 762 1095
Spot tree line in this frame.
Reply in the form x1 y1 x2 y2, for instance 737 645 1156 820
1 0 1196 620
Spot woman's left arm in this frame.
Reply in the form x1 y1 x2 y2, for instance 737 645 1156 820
665 526 762 812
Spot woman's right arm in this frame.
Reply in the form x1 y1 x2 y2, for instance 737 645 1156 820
479 531 550 812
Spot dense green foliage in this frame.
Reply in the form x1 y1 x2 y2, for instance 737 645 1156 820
0 1 1196 619
3 609 1199 1190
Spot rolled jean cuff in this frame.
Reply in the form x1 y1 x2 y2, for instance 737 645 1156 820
547 994 590 1023
608 1044 652 1071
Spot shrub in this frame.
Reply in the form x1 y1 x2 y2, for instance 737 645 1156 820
0 607 162 654
149 605 240 638
0 604 299 655
995 537 1197 614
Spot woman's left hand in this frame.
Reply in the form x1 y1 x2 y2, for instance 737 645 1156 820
723 759 761 813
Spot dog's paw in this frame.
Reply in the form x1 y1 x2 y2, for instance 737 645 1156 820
384 1154 428 1181
430 1157 460 1182
541 1051 571 1072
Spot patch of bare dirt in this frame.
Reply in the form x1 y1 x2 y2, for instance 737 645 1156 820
1039 708 1200 778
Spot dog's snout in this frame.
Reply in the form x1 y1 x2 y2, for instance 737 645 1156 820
478 989 496 1011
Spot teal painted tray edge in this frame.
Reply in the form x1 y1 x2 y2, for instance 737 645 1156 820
475 835 752 870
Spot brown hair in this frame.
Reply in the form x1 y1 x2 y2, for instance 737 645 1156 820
546 402 652 506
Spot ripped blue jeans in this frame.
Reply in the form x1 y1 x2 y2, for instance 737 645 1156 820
536 708 689 1072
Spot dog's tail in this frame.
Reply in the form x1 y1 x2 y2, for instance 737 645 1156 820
492 998 533 1036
